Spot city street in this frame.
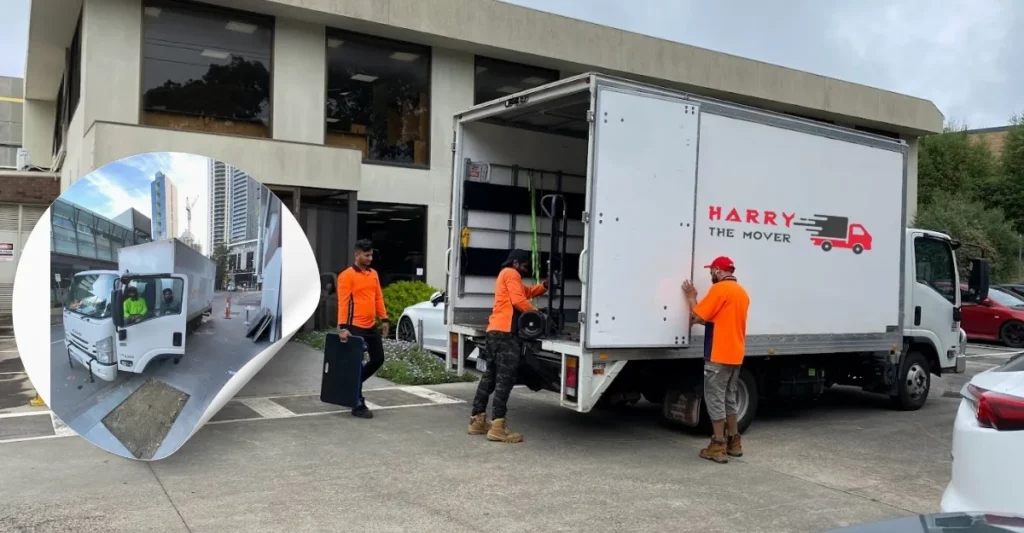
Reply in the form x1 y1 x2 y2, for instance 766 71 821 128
0 339 1019 532
44 290 273 460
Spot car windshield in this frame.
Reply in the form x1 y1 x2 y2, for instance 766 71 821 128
65 273 118 319
989 288 1024 308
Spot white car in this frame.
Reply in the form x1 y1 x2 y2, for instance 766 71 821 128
941 352 1024 515
395 291 448 354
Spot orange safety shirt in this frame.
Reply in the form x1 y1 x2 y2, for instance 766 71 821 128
692 279 750 365
486 267 548 333
337 266 388 329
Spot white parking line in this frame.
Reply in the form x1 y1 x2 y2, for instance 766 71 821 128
0 386 466 445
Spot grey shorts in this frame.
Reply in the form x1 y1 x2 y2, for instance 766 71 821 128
703 362 742 421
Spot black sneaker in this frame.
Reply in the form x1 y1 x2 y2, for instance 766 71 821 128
352 404 373 419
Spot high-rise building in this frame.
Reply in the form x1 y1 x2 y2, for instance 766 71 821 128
207 160 228 250
150 171 179 240
208 161 259 249
229 166 260 243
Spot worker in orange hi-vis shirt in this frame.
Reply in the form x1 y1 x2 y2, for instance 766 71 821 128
682 255 750 464
337 239 390 419
467 249 548 443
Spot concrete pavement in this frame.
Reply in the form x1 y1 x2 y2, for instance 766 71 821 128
2 347 1019 532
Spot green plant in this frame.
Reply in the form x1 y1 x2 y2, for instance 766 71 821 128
382 280 438 323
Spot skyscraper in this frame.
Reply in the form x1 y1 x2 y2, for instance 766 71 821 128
208 160 228 249
208 161 260 248
150 172 179 240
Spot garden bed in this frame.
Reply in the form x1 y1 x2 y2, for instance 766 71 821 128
292 330 477 386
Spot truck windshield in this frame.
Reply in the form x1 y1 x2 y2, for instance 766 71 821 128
65 273 118 319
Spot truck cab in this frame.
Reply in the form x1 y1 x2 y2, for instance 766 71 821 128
63 270 190 382
904 227 986 382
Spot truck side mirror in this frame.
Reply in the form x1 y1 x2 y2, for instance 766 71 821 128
111 289 124 329
430 291 444 307
968 258 990 303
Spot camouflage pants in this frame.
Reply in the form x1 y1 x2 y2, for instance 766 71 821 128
471 331 521 420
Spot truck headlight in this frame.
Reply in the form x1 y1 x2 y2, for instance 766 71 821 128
95 335 115 364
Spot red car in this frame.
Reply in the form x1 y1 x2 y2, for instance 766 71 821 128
960 286 1024 348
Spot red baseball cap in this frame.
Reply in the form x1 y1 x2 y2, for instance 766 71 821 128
704 256 735 271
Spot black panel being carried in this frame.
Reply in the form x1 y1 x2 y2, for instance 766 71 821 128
463 181 586 221
461 247 581 281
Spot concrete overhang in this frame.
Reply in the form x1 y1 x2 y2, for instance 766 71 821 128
198 0 944 136
24 0 83 101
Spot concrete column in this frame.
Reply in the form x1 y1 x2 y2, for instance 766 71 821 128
22 99 56 167
271 19 326 144
80 0 142 130
904 137 920 225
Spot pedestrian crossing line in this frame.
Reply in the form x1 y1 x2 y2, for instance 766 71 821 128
0 386 467 445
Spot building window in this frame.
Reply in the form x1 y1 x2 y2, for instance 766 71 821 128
53 13 82 158
356 202 427 287
141 0 273 138
324 30 431 167
474 56 559 105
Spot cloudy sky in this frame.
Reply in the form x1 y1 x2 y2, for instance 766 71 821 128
61 153 211 252
1 0 1019 128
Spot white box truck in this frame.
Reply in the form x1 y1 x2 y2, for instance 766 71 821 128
63 238 216 382
443 73 991 432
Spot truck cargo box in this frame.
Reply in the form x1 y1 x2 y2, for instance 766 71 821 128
446 73 907 357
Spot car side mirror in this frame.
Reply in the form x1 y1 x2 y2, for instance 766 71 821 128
430 291 444 307
981 298 993 307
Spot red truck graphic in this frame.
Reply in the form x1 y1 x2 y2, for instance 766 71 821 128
793 215 872 255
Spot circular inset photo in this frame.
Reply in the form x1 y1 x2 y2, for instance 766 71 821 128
14 152 317 461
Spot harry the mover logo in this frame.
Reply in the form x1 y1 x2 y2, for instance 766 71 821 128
707 206 872 255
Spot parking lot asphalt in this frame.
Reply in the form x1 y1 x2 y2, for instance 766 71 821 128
2 343 1019 533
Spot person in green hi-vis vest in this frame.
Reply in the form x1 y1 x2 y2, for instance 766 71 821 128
123 286 148 324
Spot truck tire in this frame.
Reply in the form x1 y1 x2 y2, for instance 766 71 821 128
852 244 864 254
694 367 759 434
890 351 930 411
821 241 833 252
999 320 1024 349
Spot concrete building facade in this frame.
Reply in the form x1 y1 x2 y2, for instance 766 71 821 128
0 76 23 169
22 0 944 290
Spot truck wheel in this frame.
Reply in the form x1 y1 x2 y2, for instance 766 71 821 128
852 244 864 254
67 349 74 369
696 367 759 434
999 320 1024 348
821 241 833 252
890 351 929 411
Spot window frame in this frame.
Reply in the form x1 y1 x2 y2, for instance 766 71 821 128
473 55 560 106
913 235 957 304
138 0 276 139
53 12 83 160
323 27 433 170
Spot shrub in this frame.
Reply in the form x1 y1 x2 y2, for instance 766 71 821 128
382 280 438 323
290 331 476 386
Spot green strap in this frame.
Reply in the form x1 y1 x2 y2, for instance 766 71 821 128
528 171 540 281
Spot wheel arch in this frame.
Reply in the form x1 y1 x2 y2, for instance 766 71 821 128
905 335 942 377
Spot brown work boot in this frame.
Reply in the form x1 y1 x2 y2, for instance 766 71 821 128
486 418 523 443
727 434 743 457
700 437 728 463
467 413 491 435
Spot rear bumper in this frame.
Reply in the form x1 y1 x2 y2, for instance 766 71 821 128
942 399 1024 515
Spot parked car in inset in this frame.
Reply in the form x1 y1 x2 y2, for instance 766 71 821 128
996 283 1024 301
960 285 1024 348
941 352 1024 515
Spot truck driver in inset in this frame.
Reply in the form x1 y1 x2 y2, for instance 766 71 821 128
123 286 148 324
157 287 181 316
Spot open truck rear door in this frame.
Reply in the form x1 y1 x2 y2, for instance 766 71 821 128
582 82 700 350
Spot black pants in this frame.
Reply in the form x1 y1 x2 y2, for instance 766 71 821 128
340 324 386 403
471 331 521 420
